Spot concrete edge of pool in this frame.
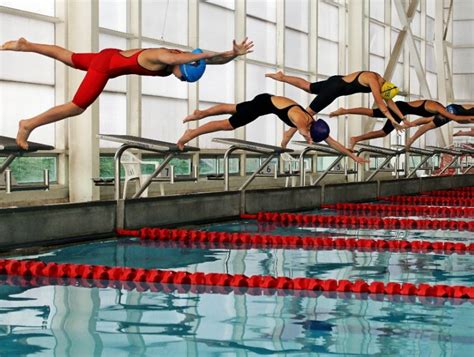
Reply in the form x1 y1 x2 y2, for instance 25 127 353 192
1 174 474 250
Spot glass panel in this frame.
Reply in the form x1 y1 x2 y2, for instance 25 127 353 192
453 74 474 100
370 0 384 22
285 29 308 70
0 82 54 145
204 0 234 10
409 67 420 96
426 44 436 73
247 18 276 64
141 41 188 98
99 93 127 148
199 60 235 103
99 34 127 92
99 0 127 32
285 0 309 32
426 17 435 42
142 0 188 45
369 55 385 75
0 14 54 85
199 2 234 52
453 48 474 73
0 156 57 183
317 39 338 76
391 1 403 29
426 1 435 18
318 2 339 41
246 63 276 100
453 21 474 46
217 157 239 174
141 96 188 143
426 72 437 100
369 22 385 56
0 0 54 16
453 0 474 20
246 0 276 22
412 11 421 37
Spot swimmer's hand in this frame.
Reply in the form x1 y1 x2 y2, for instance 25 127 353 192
265 71 285 82
353 155 369 164
393 121 405 133
232 37 254 56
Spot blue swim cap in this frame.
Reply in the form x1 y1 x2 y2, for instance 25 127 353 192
310 119 330 143
179 48 206 82
446 104 458 115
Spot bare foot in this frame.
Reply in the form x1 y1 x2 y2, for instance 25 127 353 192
1 37 28 51
349 137 357 150
177 129 193 150
183 110 205 123
16 120 31 150
329 108 346 117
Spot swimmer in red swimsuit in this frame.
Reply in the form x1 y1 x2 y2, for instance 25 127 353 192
1 37 254 149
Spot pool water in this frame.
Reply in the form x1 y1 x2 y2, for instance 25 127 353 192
1 209 473 356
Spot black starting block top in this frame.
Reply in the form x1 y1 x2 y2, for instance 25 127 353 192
425 146 462 156
212 138 292 154
98 134 199 152
0 136 54 153
356 143 398 156
292 141 341 155
391 144 434 156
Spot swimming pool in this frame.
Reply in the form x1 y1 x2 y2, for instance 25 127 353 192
1 204 473 356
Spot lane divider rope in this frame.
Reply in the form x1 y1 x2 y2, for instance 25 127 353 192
379 195 474 206
241 212 474 231
1 258 473 299
1 275 472 305
116 227 474 254
322 203 474 217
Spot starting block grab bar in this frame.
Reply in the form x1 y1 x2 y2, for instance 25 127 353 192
0 136 54 193
291 141 353 186
98 134 199 200
212 138 293 191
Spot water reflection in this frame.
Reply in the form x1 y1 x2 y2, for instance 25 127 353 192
0 277 473 356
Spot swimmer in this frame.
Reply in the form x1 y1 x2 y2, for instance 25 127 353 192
178 93 368 164
407 104 474 148
1 37 254 149
330 100 474 149
265 70 405 140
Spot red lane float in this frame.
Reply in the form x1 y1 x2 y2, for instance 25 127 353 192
1 258 473 299
422 192 474 199
244 212 474 231
116 227 474 254
2 275 471 305
379 195 474 206
322 203 474 217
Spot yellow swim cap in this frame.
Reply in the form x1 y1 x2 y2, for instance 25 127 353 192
381 81 399 100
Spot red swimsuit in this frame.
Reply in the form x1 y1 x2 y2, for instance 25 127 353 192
71 48 170 109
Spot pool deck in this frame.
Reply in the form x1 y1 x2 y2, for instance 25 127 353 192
1 174 474 250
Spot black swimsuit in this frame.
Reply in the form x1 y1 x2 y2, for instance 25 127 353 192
308 72 372 113
433 104 474 127
229 93 309 129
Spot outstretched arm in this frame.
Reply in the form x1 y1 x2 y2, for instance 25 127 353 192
325 136 369 164
454 129 474 137
437 106 474 123
205 38 254 64
151 48 216 65
265 71 312 92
